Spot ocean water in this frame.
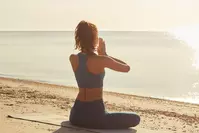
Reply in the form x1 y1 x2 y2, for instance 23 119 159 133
0 31 199 104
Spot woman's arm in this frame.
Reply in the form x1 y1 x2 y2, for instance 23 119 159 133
104 53 127 65
97 37 130 72
100 55 130 72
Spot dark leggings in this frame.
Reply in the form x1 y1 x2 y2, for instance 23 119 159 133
69 100 140 129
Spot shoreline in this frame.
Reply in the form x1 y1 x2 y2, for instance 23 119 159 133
0 76 198 106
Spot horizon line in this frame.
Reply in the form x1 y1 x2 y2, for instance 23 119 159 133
0 30 168 32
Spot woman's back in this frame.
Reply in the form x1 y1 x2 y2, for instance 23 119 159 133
70 52 105 89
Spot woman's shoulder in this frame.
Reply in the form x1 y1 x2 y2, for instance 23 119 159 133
69 54 78 63
69 54 79 72
69 53 107 63
89 54 106 61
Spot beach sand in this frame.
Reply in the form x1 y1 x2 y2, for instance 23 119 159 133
0 77 199 133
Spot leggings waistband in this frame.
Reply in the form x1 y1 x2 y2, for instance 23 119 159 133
76 88 103 101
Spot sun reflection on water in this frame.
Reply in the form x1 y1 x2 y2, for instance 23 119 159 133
169 25 199 104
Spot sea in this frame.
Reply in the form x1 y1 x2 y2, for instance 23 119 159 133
0 31 199 104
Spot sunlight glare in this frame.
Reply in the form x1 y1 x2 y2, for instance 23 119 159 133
170 24 199 69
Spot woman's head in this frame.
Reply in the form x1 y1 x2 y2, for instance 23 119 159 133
75 20 98 54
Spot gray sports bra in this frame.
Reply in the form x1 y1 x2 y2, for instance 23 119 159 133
74 52 105 89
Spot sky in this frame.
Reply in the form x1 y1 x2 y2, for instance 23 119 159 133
0 0 199 31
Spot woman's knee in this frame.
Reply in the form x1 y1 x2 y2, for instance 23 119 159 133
131 114 140 127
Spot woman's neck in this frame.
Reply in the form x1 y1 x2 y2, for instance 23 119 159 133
81 50 96 56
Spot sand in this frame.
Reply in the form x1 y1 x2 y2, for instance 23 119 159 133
0 77 199 133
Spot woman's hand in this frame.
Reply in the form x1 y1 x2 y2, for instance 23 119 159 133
97 38 130 72
97 38 107 55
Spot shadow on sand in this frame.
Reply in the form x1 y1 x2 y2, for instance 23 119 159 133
53 121 137 133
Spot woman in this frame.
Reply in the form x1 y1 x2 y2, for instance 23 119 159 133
69 20 140 129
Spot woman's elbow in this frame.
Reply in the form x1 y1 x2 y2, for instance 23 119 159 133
127 65 130 72
123 65 130 73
